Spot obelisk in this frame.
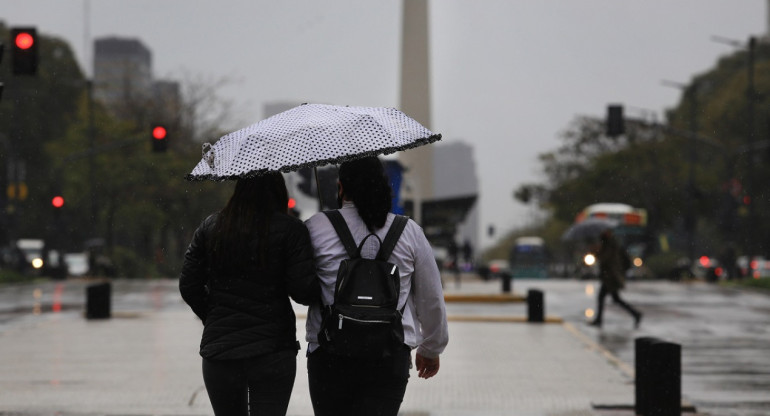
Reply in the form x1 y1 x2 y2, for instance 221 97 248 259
399 0 434 222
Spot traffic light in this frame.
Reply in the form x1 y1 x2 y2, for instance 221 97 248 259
11 27 38 76
51 195 64 208
151 124 168 152
606 104 624 137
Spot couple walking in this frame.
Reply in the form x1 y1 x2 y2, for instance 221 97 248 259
179 156 449 416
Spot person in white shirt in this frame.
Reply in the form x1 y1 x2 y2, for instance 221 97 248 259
304 156 449 416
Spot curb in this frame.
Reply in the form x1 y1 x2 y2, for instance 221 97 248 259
563 322 700 414
443 293 526 303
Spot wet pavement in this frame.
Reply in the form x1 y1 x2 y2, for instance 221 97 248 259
450 277 770 416
0 275 767 415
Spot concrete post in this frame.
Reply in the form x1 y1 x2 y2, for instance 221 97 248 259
635 337 681 416
86 282 111 319
527 289 544 323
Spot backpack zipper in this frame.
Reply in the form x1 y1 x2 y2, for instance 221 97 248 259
339 314 390 329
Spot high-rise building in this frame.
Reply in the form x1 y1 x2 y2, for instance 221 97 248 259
93 37 153 114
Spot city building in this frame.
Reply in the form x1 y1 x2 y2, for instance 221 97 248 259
432 142 479 253
93 37 153 114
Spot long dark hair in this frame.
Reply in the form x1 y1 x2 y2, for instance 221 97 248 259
338 157 392 231
210 172 288 269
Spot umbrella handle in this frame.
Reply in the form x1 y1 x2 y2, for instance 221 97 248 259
314 166 324 211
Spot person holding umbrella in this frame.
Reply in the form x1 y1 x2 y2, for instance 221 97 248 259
183 103 445 415
588 229 643 329
179 173 319 416
304 156 449 416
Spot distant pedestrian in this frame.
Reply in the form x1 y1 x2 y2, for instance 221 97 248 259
179 173 320 416
720 243 738 280
462 239 473 269
304 156 449 416
589 229 642 329
448 239 461 288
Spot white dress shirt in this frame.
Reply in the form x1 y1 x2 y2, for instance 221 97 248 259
304 201 449 358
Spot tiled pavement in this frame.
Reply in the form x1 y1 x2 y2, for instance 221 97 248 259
0 277 637 416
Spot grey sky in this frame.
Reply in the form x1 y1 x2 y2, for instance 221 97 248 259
1 0 765 249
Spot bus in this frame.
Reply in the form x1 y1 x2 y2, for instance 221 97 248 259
575 203 648 276
509 236 548 278
576 203 647 250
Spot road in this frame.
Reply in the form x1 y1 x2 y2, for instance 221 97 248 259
506 278 770 416
1 276 768 416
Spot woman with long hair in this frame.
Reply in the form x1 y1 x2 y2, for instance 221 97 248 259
180 172 319 416
304 156 449 416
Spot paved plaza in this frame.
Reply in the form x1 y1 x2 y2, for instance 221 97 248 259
0 276 640 416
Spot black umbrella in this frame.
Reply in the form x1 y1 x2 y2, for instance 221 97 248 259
561 217 619 242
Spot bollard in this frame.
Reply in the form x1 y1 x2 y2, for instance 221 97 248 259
501 272 512 293
527 289 544 323
635 337 681 416
86 282 111 319
635 337 659 416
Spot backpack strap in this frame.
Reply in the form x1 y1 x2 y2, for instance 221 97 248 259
376 215 409 262
323 210 358 258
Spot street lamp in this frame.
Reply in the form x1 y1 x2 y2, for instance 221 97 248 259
661 79 698 264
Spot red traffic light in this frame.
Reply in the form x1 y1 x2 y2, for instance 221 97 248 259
52 196 64 208
15 32 35 50
152 126 167 140
10 27 38 75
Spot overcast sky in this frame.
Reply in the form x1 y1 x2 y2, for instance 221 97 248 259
2 0 766 249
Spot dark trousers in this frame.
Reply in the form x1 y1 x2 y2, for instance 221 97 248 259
595 284 640 323
202 350 297 416
307 346 411 416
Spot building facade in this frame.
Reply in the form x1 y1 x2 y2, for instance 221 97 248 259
93 37 153 113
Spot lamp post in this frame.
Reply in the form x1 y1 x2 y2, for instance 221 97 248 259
662 80 698 265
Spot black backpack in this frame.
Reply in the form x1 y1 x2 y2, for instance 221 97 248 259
318 210 409 359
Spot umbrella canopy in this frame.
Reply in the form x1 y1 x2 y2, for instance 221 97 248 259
561 217 619 242
185 103 442 181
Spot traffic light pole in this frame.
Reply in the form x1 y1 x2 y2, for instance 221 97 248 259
746 37 757 257
87 80 97 236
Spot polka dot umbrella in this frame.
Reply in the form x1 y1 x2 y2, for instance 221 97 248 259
185 103 441 181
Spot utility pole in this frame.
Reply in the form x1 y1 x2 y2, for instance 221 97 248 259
687 84 698 264
662 80 699 263
87 79 97 236
746 37 757 257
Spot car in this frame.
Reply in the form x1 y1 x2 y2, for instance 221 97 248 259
737 256 770 279
63 252 90 276
692 255 725 282
476 259 510 281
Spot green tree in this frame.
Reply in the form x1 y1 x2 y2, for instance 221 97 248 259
1 23 235 277
0 23 85 243
507 40 770 266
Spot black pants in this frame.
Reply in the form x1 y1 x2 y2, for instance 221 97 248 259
307 346 411 416
202 350 297 416
595 284 640 323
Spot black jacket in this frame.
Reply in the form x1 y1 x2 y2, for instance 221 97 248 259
179 212 319 360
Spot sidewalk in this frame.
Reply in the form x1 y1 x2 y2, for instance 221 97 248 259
0 277 636 416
